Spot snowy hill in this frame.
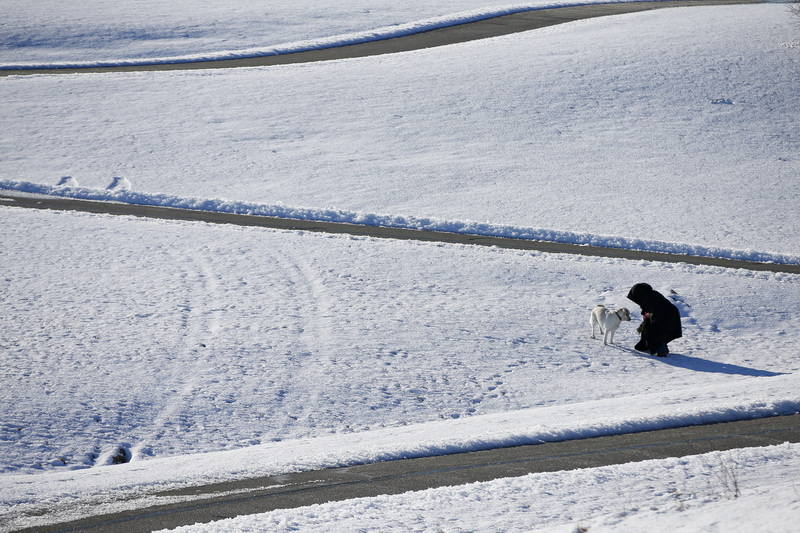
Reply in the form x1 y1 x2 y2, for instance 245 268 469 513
1 1 799 531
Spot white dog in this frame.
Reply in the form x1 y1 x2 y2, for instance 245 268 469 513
590 305 631 345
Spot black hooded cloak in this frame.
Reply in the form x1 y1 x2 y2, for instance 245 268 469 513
626 283 682 355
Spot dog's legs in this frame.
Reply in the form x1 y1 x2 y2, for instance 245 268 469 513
607 329 615 345
591 317 604 340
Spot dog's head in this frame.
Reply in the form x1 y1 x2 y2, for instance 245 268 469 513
618 308 631 321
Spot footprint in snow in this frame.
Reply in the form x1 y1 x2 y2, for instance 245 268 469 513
107 177 131 191
56 176 79 187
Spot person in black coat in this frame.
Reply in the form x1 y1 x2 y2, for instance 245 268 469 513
626 283 682 357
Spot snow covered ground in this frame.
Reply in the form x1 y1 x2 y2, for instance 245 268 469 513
0 0 720 68
2 1 800 531
3 3 800 260
160 443 800 532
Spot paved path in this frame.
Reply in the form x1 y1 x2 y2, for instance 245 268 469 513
0 0 764 76
14 414 800 533
2 193 798 274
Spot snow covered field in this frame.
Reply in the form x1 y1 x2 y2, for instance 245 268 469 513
2 1 800 531
3 3 800 260
0 0 729 68
160 443 800 532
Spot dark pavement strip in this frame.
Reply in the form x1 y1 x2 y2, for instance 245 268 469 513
2 193 799 274
13 414 800 533
0 0 766 76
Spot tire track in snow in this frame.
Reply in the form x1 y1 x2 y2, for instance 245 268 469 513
256 247 346 437
292 256 349 430
137 249 223 460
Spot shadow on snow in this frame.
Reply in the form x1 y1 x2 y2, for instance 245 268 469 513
610 345 786 377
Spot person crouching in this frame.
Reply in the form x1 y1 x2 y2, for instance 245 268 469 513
626 283 682 357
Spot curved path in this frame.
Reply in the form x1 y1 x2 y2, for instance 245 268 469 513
0 0 764 76
14 414 800 533
3 193 798 273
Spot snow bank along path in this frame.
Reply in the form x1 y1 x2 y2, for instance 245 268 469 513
21 416 800 533
2 4 797 261
3 203 799 528
3 192 799 275
0 0 769 74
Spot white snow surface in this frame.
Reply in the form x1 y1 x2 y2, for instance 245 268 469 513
2 4 799 260
0 0 718 68
158 443 800 532
2 207 800 531
2 2 800 532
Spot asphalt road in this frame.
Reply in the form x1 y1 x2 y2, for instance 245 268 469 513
14 414 800 533
3 193 798 274
0 0 765 76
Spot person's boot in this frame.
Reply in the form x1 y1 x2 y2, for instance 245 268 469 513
654 342 669 357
